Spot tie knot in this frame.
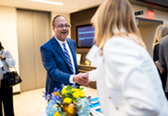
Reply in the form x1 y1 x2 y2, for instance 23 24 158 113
62 42 65 46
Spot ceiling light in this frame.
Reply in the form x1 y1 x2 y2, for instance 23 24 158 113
31 0 63 5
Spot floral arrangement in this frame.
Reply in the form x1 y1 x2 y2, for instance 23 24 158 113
44 84 91 116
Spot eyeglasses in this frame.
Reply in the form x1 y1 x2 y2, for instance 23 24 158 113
57 24 71 28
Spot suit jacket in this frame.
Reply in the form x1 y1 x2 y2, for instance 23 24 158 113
89 36 168 116
40 36 79 94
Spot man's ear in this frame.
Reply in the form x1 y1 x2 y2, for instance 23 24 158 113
52 26 55 31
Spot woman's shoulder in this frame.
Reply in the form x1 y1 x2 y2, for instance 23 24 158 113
104 36 144 51
103 36 149 62
3 50 12 56
161 35 168 45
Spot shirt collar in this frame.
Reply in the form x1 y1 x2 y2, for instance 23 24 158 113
54 36 67 45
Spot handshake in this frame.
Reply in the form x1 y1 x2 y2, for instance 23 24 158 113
73 73 90 85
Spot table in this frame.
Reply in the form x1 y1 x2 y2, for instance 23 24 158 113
90 97 103 116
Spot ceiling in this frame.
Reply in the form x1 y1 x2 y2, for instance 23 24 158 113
0 0 167 14
0 0 104 13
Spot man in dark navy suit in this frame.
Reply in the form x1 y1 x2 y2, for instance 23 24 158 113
40 15 89 94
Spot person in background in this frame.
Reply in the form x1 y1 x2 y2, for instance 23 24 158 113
81 0 168 115
40 15 89 94
0 41 15 116
153 24 167 90
159 25 168 100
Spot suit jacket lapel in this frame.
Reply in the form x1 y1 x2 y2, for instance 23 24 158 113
50 37 73 73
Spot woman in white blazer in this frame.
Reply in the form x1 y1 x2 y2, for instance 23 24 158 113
84 0 168 115
0 41 15 116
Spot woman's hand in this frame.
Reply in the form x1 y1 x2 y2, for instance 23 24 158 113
155 60 164 74
0 54 5 60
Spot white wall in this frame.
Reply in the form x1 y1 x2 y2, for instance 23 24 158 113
0 6 20 92
139 23 160 56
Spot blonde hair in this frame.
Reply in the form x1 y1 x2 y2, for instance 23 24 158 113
153 24 164 47
162 25 168 38
153 25 168 47
91 0 146 50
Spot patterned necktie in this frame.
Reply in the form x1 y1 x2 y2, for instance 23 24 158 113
62 43 74 74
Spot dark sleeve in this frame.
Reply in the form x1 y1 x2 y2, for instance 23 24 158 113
159 38 168 70
153 43 160 61
40 45 71 84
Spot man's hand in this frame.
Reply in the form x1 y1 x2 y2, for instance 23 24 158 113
73 73 89 85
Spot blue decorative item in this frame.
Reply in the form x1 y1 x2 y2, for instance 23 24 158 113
46 100 61 116
77 97 90 116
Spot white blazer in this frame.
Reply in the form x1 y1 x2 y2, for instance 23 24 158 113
88 36 168 116
0 50 15 80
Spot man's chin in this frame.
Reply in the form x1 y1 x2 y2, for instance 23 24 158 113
60 37 67 41
61 35 67 39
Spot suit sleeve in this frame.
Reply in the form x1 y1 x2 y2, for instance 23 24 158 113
40 45 71 84
104 39 160 116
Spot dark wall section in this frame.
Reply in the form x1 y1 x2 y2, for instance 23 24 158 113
139 0 168 8
129 0 168 12
70 7 98 64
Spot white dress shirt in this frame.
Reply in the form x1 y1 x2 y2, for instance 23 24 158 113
54 37 75 83
87 36 168 116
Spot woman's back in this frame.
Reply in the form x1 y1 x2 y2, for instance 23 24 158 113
101 36 168 116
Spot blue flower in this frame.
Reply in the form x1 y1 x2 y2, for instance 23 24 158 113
71 83 77 88
61 84 65 88
53 96 61 103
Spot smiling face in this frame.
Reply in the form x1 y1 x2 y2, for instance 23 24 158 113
53 16 69 41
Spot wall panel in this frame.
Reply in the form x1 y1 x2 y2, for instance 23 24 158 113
17 10 50 91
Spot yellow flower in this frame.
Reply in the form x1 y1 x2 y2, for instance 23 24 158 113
62 88 68 95
73 91 80 98
53 112 61 116
71 88 77 92
79 91 86 97
73 90 86 98
52 91 59 96
63 98 72 104
47 95 50 99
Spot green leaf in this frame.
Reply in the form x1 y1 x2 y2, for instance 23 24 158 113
62 112 68 116
90 112 94 116
79 88 84 91
66 86 72 90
